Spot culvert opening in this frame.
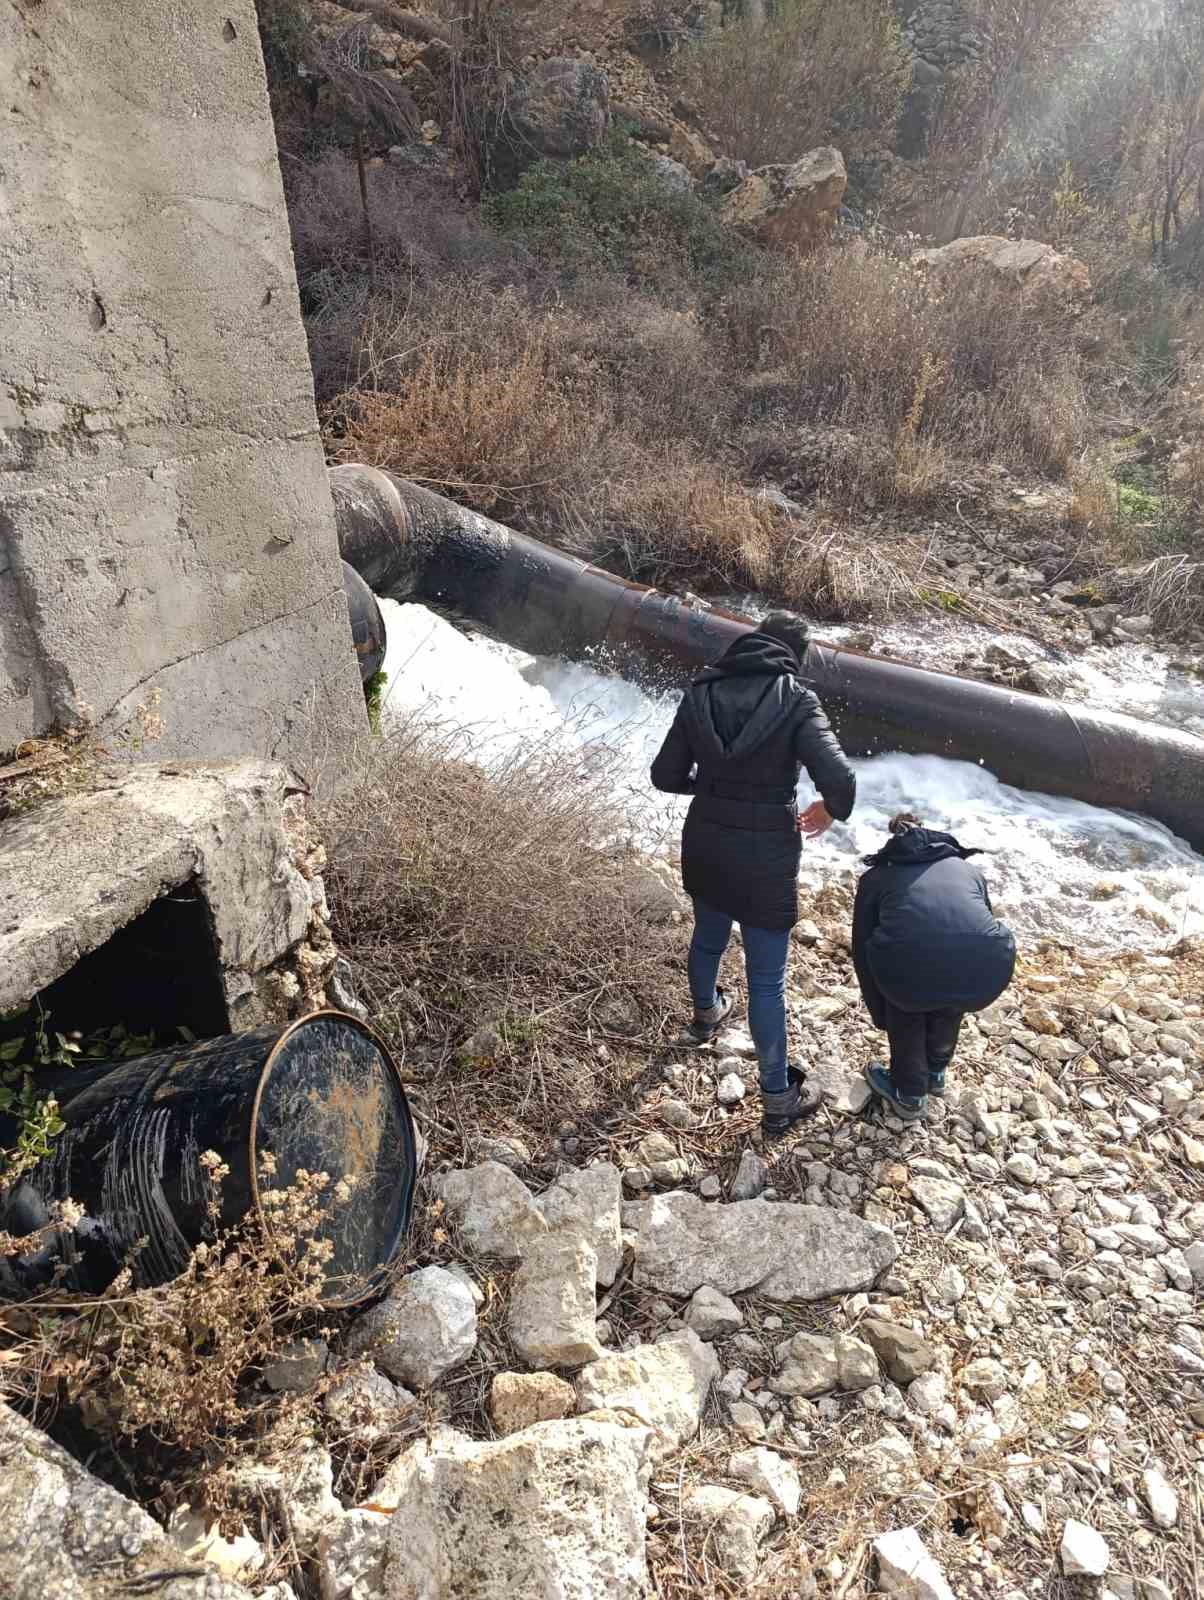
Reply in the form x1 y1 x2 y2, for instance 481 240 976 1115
35 879 229 1050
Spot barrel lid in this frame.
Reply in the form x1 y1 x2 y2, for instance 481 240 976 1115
251 1011 416 1306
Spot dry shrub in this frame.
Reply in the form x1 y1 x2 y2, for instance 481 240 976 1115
3 1162 333 1501
781 526 934 621
602 458 777 591
329 314 608 511
726 245 1091 510
678 0 909 167
320 718 681 1056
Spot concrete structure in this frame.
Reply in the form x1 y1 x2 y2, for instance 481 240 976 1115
0 760 336 1030
0 1 364 767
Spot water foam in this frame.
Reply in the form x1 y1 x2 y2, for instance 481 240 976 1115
377 599 1203 951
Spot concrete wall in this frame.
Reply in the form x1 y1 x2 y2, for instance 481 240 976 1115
0 0 365 766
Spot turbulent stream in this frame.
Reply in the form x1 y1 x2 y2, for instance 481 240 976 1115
378 597 1204 953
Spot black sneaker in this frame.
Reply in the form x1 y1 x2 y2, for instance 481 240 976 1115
684 986 734 1045
762 1064 822 1140
865 1062 927 1122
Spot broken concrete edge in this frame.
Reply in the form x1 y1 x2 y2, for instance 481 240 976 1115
0 759 337 1028
0 1401 260 1600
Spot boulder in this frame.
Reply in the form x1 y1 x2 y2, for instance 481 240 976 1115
681 1485 773 1581
377 1419 652 1598
721 147 847 251
0 1403 262 1600
575 1329 720 1457
490 1371 577 1436
433 1162 548 1262
537 1162 623 1286
263 1336 329 1393
318 1510 390 1600
625 1192 897 1301
508 1234 604 1370
345 1266 477 1388
874 1526 956 1600
503 57 610 175
669 123 713 175
912 235 1091 307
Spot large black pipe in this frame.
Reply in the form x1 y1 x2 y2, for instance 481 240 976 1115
329 465 1204 852
341 558 387 683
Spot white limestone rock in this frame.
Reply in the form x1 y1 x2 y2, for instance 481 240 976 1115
625 1192 896 1301
575 1330 720 1457
345 1266 477 1389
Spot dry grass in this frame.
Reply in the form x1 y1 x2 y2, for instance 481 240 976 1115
318 717 683 1156
330 328 606 511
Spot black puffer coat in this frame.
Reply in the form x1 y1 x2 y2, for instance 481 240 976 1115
852 826 1016 1021
650 632 856 930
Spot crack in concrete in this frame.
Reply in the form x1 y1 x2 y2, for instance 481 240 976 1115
95 585 345 729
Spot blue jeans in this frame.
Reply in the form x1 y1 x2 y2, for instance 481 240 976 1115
688 899 790 1094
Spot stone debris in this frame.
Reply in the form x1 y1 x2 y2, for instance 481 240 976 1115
575 1330 719 1457
728 1446 802 1516
537 1162 623 1286
345 1266 478 1388
684 1284 744 1340
508 1235 605 1369
167 1506 264 1579
433 1161 548 1261
909 1175 966 1231
323 1368 417 1447
231 1447 342 1557
772 1331 840 1397
860 1318 938 1384
681 1484 774 1580
730 1147 768 1200
1141 1466 1179 1529
490 1371 577 1435
873 1526 956 1600
1061 1519 1110 1577
625 1191 897 1300
716 1071 746 1105
263 1336 329 1393
331 1419 653 1600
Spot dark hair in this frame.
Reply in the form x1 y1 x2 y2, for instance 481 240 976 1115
888 811 923 834
759 609 811 664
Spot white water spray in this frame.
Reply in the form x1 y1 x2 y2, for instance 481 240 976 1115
379 599 1204 952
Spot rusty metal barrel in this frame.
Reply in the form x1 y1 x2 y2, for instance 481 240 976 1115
328 463 1204 853
3 1012 416 1305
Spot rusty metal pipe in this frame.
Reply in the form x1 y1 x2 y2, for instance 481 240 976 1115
328 464 1204 852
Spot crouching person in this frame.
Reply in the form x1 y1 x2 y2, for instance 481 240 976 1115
853 812 1016 1122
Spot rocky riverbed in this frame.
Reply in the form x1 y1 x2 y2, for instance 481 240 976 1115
10 910 1201 1600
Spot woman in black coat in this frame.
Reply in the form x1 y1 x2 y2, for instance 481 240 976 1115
853 812 1016 1121
650 612 856 1139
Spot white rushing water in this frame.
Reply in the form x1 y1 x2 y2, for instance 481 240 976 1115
379 598 1204 952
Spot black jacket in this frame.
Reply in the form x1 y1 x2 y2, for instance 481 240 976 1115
650 631 856 930
852 826 1016 1020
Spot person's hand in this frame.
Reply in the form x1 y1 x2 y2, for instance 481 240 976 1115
799 800 834 838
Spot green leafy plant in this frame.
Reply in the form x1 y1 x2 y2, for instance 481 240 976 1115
365 669 388 736
487 130 748 287
0 1006 78 1180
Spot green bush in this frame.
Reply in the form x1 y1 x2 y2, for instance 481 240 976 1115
487 132 751 289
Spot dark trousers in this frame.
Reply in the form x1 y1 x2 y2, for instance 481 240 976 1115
883 1003 963 1099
